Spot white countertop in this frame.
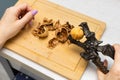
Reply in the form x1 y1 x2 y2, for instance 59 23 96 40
1 0 120 80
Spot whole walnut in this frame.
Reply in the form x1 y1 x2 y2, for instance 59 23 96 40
70 27 84 40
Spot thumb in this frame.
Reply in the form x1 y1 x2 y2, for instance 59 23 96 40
18 10 38 27
97 59 108 80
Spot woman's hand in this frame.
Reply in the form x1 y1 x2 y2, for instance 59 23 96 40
0 3 38 48
97 44 120 80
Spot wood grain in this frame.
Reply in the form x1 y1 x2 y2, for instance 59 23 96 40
4 0 106 80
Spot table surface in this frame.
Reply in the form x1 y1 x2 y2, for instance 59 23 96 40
1 0 120 80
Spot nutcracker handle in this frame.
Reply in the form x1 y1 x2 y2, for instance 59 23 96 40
98 44 115 59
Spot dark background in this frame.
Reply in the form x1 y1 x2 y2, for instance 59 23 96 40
0 0 17 18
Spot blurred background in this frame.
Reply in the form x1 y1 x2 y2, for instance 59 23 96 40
0 0 17 18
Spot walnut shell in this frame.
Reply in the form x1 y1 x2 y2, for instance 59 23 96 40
32 23 48 38
70 27 84 40
42 18 55 31
38 26 48 38
55 27 68 43
48 38 58 48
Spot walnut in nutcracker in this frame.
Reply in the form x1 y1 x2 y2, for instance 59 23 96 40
68 22 115 74
70 27 84 40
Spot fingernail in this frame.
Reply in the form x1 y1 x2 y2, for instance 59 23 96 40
32 10 38 16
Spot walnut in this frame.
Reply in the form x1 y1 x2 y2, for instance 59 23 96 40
42 18 55 31
62 22 74 33
32 18 75 48
70 27 84 40
54 20 61 29
32 23 48 38
48 38 58 48
55 27 68 43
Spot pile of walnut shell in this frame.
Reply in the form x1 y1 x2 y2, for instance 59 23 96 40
32 18 75 48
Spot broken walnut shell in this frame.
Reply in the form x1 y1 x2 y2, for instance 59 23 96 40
32 23 48 38
62 22 74 33
48 38 59 48
54 20 61 29
55 27 68 43
42 18 55 31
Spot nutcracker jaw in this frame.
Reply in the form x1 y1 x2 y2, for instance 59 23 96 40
68 22 115 74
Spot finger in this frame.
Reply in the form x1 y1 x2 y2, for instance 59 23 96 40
16 3 29 11
113 44 120 64
97 69 105 80
18 10 38 28
15 3 32 16
97 60 108 80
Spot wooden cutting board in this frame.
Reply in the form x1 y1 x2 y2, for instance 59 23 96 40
4 0 106 80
